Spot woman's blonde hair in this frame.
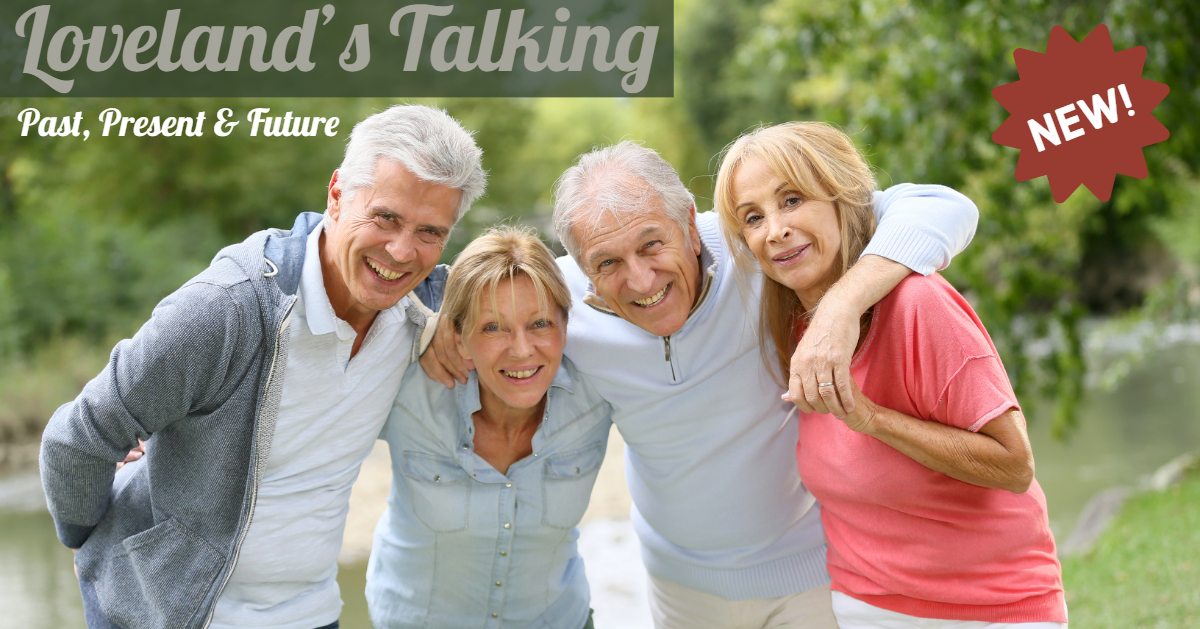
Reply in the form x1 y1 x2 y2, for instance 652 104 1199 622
713 122 877 380
441 225 572 338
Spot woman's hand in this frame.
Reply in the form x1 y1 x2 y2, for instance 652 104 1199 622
837 378 879 433
837 385 1035 494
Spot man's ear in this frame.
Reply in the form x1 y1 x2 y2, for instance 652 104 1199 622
326 170 343 222
687 204 702 257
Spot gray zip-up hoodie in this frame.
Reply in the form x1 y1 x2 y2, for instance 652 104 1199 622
39 212 445 629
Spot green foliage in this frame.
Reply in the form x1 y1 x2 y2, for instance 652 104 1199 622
0 335 116 443
677 0 1200 436
0 0 1196 441
1061 464 1200 626
0 95 711 437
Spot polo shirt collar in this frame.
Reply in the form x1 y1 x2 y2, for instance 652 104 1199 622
297 219 407 339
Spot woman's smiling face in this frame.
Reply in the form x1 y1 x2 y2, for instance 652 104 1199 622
457 275 567 414
730 156 843 309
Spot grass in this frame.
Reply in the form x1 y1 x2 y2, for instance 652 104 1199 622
1062 463 1200 627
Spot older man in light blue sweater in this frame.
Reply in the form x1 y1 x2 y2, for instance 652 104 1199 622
424 141 977 628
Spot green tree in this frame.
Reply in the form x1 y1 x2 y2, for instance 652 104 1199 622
677 0 1200 436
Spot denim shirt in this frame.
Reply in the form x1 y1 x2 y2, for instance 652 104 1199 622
366 358 613 629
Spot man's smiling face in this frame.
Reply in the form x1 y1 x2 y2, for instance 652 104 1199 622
322 157 460 321
574 195 703 337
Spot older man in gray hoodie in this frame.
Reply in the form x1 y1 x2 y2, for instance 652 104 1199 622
39 105 485 629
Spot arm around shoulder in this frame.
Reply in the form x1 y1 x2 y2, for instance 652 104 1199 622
866 184 979 275
40 280 249 548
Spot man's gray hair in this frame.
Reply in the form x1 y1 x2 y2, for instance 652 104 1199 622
337 104 487 221
552 141 695 261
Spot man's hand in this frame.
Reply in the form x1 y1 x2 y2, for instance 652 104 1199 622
116 439 146 470
419 319 473 388
783 255 912 415
785 302 859 416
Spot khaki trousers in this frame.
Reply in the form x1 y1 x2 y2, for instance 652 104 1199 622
647 574 839 629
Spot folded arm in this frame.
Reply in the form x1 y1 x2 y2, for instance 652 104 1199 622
39 281 242 548
788 184 979 415
841 376 1034 493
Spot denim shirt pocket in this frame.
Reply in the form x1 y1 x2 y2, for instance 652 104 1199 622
541 441 605 529
403 452 472 533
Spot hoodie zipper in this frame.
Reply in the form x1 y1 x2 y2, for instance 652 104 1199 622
202 302 293 629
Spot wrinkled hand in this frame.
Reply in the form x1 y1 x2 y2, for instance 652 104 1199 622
837 377 880 433
783 303 859 416
419 319 473 388
117 439 146 470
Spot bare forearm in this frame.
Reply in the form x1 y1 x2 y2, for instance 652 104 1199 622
817 254 912 319
863 407 1034 493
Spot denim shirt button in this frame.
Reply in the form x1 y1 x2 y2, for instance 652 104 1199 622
503 523 511 529
492 613 498 618
505 483 512 488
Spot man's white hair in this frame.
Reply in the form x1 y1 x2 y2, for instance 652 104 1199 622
552 141 695 262
337 104 486 221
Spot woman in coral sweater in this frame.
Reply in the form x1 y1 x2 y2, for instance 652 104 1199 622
714 122 1067 628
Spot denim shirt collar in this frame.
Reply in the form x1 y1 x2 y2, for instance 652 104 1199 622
454 366 575 480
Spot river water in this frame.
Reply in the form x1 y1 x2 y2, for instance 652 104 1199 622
4 342 1199 628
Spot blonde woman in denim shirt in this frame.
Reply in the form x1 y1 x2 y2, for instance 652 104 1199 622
366 226 612 629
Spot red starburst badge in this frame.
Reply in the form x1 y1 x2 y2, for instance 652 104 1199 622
992 25 1169 202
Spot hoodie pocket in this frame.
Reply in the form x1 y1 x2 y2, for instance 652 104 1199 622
95 517 225 629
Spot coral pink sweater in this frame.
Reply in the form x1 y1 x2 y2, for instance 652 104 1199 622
797 274 1066 623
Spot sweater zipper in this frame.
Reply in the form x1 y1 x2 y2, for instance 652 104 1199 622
663 335 677 381
202 302 294 629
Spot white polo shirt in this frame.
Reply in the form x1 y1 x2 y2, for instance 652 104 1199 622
211 222 415 629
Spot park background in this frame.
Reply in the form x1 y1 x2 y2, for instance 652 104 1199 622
1 0 1199 626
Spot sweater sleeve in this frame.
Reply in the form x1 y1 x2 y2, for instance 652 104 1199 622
39 281 245 548
863 184 979 275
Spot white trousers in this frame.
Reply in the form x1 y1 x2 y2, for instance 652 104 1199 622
831 591 1068 629
647 574 839 629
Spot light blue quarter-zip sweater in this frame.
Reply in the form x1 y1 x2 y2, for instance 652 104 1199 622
558 184 978 600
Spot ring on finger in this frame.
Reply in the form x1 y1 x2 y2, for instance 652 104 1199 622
817 381 835 387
